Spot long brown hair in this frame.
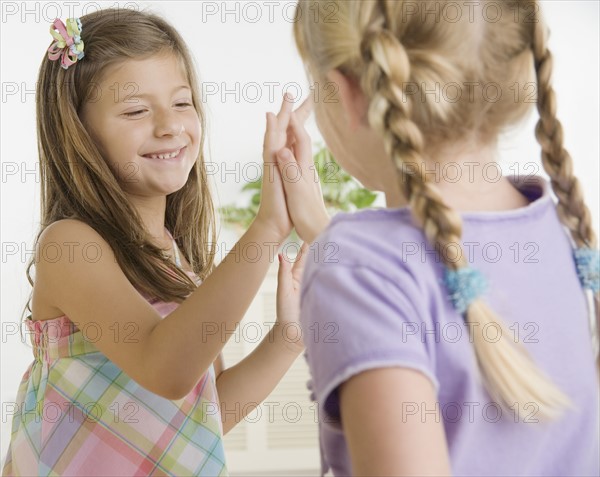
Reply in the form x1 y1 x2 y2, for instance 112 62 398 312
294 0 598 420
21 7 216 332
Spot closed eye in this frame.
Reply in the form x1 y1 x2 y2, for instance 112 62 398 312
123 104 192 117
123 110 146 117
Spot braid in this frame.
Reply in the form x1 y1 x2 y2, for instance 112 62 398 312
531 2 597 250
529 0 600 364
359 0 572 420
360 28 466 268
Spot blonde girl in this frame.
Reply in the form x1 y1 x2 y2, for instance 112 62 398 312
2 7 321 477
274 0 600 475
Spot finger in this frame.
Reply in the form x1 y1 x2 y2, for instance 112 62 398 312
277 252 291 295
265 151 285 190
264 111 282 154
292 242 310 283
289 112 312 168
293 96 314 125
276 92 295 134
285 128 297 151
276 148 302 191
263 113 282 188
263 112 276 154
278 91 294 113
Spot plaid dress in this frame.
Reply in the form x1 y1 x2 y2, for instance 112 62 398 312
2 270 227 477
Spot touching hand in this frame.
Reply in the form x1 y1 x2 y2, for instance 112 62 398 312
255 93 298 241
274 96 330 244
274 243 310 354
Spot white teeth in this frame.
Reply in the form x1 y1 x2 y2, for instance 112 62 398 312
147 148 182 159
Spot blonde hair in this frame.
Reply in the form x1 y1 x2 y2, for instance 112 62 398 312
21 7 216 332
294 0 599 420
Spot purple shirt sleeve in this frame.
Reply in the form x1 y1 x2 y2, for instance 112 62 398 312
300 262 440 425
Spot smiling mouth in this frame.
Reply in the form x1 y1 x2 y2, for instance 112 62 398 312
142 146 186 160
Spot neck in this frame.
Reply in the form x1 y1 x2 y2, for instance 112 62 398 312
125 192 170 248
382 144 529 212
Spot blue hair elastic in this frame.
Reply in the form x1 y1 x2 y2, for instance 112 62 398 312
442 266 488 315
573 247 600 293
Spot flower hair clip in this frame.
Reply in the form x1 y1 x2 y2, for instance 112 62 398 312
573 247 600 294
47 18 84 70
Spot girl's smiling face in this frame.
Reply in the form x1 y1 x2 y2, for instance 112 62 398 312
80 52 201 197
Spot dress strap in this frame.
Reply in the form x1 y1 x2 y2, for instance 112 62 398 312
165 227 182 268
172 238 182 267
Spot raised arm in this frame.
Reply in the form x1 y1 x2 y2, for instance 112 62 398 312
37 215 281 400
37 95 299 400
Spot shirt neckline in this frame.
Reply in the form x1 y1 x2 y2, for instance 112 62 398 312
336 174 553 224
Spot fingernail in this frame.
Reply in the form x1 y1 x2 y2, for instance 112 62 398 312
278 253 282 263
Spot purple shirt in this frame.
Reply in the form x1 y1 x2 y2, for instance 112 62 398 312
300 175 599 476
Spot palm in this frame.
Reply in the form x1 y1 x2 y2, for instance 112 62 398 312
258 94 314 239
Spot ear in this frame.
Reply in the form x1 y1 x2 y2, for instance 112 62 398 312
325 69 368 131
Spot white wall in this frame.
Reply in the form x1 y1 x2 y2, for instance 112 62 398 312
1 0 598 471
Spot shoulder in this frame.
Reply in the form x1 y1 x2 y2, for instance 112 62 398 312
300 209 440 332
40 218 105 245
303 208 432 296
298 211 443 417
36 219 119 280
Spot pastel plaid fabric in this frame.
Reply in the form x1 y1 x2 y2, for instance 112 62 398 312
2 271 227 476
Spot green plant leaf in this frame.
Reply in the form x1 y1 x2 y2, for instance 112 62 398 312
219 144 379 231
242 179 262 191
348 188 378 209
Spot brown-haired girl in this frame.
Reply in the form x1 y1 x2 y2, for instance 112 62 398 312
2 7 326 476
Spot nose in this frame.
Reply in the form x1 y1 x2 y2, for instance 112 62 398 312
153 107 184 137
